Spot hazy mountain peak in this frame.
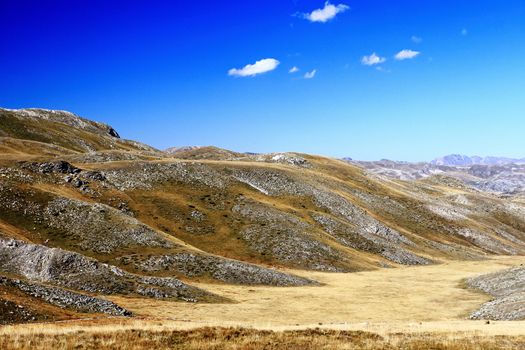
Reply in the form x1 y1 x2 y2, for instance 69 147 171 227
431 154 525 166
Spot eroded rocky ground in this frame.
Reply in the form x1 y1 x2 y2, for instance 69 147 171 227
468 265 525 320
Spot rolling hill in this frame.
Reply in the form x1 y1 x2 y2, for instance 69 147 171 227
1 107 525 324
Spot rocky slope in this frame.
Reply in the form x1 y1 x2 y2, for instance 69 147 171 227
0 276 131 317
2 108 525 322
468 265 525 320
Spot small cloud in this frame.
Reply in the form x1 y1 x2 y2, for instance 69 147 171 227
376 66 390 73
228 58 280 77
361 53 386 66
411 35 422 43
304 69 317 79
394 49 420 60
303 1 349 23
461 28 468 36
289 66 300 73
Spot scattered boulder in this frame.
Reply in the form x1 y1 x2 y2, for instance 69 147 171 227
0 276 131 316
20 160 81 175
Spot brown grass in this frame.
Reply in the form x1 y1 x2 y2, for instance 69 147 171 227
1 256 524 348
3 257 524 349
106 256 525 327
1 325 525 350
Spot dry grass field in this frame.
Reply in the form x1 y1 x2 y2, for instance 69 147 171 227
109 256 525 327
2 256 525 349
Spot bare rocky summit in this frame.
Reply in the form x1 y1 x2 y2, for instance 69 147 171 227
0 108 158 154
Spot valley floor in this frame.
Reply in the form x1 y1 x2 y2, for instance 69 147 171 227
111 255 525 327
2 256 525 349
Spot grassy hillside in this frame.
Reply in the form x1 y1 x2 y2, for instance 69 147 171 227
0 108 159 156
1 108 525 324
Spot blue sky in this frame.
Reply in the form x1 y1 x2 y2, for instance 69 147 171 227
1 1 524 161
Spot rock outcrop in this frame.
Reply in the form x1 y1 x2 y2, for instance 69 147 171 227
468 266 525 320
0 276 131 316
0 238 220 302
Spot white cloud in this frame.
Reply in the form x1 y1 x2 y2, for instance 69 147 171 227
304 1 349 23
304 69 317 79
228 58 280 77
394 49 420 60
361 53 385 66
461 28 468 36
411 35 422 43
289 66 300 73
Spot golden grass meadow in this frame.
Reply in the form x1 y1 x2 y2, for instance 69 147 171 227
2 256 525 349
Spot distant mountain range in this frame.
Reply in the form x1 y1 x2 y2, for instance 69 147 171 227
430 154 525 166
352 154 525 196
